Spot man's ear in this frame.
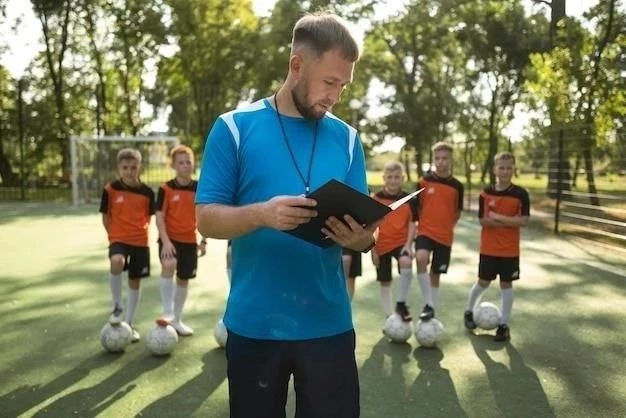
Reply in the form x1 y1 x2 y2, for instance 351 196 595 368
290 53 304 80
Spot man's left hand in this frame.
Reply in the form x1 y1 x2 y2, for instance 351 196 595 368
321 215 381 251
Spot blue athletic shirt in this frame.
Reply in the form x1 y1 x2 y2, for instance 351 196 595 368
196 98 368 340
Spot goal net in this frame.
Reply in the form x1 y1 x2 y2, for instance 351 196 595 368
70 135 180 205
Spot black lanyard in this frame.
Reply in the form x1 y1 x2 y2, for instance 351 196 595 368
273 93 318 194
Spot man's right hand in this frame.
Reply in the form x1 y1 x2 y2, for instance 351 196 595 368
260 195 317 231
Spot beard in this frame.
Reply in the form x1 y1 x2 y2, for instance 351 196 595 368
291 81 326 121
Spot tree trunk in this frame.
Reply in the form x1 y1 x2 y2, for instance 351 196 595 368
582 145 600 206
572 154 581 187
545 0 568 197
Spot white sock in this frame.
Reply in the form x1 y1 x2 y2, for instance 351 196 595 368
396 268 412 303
466 283 488 311
500 288 514 324
109 273 122 307
417 272 432 306
431 286 440 309
125 287 141 324
160 277 174 317
174 285 189 322
380 285 393 317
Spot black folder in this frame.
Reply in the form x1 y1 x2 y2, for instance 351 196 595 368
285 179 422 248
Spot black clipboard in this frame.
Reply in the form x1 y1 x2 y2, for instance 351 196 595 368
285 179 423 248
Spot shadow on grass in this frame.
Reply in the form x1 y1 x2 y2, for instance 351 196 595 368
29 354 167 417
138 348 227 417
410 347 467 417
359 336 414 417
0 351 128 417
469 334 555 418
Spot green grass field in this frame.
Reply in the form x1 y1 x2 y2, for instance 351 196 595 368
1 203 625 417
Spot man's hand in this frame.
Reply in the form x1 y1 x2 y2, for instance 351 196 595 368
322 215 382 251
260 195 317 231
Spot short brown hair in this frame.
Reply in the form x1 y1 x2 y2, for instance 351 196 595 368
431 141 453 153
494 151 516 165
117 148 141 164
170 144 194 164
383 160 404 174
292 12 360 62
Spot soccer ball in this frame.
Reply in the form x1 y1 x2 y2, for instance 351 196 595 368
145 318 179 356
383 314 413 343
473 302 501 330
414 318 445 348
214 318 228 348
100 321 133 353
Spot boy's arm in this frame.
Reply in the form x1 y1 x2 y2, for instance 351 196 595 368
403 220 416 254
101 213 109 233
485 213 529 227
99 187 109 233
155 186 171 245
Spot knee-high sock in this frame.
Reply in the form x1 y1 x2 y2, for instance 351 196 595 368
174 285 188 322
466 283 488 311
396 268 412 303
125 288 141 325
500 288 514 324
417 272 432 306
160 277 174 317
109 273 122 307
380 285 393 317
430 286 440 309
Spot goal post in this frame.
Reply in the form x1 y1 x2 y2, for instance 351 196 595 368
70 135 180 206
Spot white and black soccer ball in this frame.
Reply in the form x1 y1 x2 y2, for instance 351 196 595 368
473 302 501 330
146 319 179 356
100 321 133 353
414 318 445 348
213 318 228 348
383 313 413 343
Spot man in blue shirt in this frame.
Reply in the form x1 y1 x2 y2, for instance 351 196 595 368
196 11 375 418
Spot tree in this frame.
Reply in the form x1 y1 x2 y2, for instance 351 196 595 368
31 0 74 179
457 0 548 184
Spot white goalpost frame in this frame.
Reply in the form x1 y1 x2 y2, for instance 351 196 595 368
70 135 180 206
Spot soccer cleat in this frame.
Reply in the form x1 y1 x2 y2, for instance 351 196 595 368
419 304 435 321
109 304 123 325
464 310 477 330
172 320 194 337
494 324 510 342
130 326 141 343
395 302 413 322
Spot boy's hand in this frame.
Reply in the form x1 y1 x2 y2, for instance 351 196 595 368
401 244 414 258
197 241 207 257
160 241 176 259
322 215 382 251
371 249 380 267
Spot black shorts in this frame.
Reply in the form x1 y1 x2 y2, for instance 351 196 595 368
108 242 150 279
414 235 451 274
158 239 198 280
226 330 359 418
376 246 409 283
342 248 362 278
479 254 520 281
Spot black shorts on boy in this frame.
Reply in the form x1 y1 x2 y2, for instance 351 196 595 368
478 254 520 281
414 235 451 274
158 239 198 279
108 242 150 279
